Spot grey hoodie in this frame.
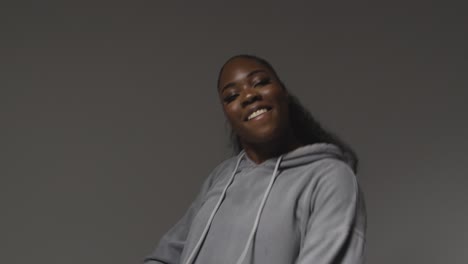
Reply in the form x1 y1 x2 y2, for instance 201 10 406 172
144 143 366 264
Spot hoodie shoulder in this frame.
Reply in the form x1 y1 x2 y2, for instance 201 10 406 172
310 158 356 181
280 143 352 170
305 158 359 205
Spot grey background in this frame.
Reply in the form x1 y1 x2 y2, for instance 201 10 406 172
1 1 467 264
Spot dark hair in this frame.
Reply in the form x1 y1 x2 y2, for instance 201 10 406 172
218 54 359 173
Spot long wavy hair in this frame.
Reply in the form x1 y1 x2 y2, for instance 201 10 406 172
217 55 359 173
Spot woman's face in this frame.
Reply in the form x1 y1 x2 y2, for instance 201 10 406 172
218 57 291 146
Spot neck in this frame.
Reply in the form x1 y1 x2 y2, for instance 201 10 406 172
241 129 302 164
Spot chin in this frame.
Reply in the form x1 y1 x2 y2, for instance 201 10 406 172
242 126 285 145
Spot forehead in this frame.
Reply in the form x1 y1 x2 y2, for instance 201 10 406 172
218 58 272 87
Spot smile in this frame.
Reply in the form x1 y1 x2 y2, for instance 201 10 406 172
247 108 271 121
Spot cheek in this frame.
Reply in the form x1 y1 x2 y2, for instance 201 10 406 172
223 104 242 125
263 89 287 110
262 84 285 99
266 90 290 122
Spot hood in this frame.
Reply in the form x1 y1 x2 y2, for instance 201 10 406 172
240 143 352 170
281 143 351 169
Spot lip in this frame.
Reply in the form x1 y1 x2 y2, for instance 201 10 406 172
244 104 273 122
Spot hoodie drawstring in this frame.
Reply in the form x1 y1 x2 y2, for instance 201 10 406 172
183 152 245 264
235 155 283 264
183 153 283 264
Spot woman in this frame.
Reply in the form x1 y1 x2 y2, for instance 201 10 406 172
144 55 366 264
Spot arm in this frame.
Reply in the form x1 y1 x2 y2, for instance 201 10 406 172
295 161 366 264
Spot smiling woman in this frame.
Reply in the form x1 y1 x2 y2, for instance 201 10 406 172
218 57 299 163
144 55 366 264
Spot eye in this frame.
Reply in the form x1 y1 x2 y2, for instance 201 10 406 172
223 93 239 104
253 78 271 87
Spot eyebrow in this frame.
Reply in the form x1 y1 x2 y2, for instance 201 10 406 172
220 69 267 92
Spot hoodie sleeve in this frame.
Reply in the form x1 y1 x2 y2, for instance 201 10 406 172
295 160 366 264
143 166 221 264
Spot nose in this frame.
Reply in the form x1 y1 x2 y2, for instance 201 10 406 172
241 88 261 108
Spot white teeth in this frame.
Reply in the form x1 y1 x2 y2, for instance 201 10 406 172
248 108 268 120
